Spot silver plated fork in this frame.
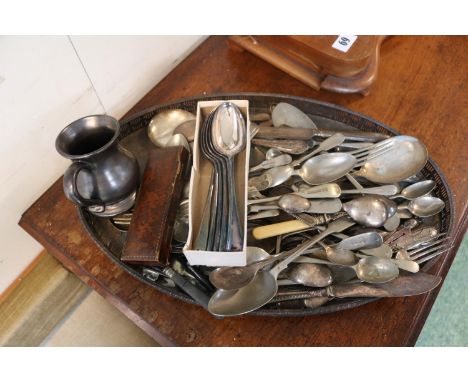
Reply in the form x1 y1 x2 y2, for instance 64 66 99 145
395 235 452 264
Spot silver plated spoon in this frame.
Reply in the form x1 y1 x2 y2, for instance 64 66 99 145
148 109 195 147
390 180 436 200
212 102 247 251
399 196 445 217
352 135 428 183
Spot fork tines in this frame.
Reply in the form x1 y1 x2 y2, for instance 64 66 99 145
352 142 393 167
415 244 453 265
406 232 447 251
406 236 452 264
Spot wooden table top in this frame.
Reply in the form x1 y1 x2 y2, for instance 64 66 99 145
20 36 468 346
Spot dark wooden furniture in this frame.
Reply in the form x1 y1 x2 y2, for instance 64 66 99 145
229 35 386 95
19 36 468 346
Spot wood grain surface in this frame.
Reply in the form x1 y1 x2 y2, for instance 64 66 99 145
20 36 468 346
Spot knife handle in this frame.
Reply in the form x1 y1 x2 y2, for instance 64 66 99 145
252 138 309 155
256 126 316 140
252 220 310 240
271 289 328 302
315 128 390 142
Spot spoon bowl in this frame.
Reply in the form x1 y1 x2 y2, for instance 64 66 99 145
284 263 333 287
399 180 436 200
318 240 357 266
265 148 284 160
336 232 384 250
354 135 428 183
406 196 445 217
166 133 191 153
272 102 318 130
298 153 357 185
209 249 286 290
355 256 399 283
343 195 397 227
208 271 278 316
278 194 342 214
246 246 271 263
249 165 294 191
212 102 246 156
326 247 358 265
148 109 195 147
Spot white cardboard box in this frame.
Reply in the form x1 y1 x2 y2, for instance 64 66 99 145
183 100 250 266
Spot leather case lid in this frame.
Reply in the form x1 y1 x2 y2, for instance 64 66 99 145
121 146 189 265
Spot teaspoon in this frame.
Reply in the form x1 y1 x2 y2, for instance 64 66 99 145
390 180 436 200
399 196 445 217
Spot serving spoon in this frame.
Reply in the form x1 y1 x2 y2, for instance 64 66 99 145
352 135 428 183
148 109 196 147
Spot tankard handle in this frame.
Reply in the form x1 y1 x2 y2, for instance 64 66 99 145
65 162 105 212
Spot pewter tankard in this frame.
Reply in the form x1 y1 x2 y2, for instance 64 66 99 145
56 115 139 217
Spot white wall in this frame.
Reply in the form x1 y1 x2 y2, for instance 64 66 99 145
0 35 205 294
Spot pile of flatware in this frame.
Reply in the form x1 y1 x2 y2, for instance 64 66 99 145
128 101 451 316
205 102 450 316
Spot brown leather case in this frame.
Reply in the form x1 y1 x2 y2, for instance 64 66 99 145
121 146 189 265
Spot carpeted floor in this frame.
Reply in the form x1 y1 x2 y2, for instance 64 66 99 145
416 233 468 346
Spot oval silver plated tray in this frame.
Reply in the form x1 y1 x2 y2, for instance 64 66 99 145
78 93 455 317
